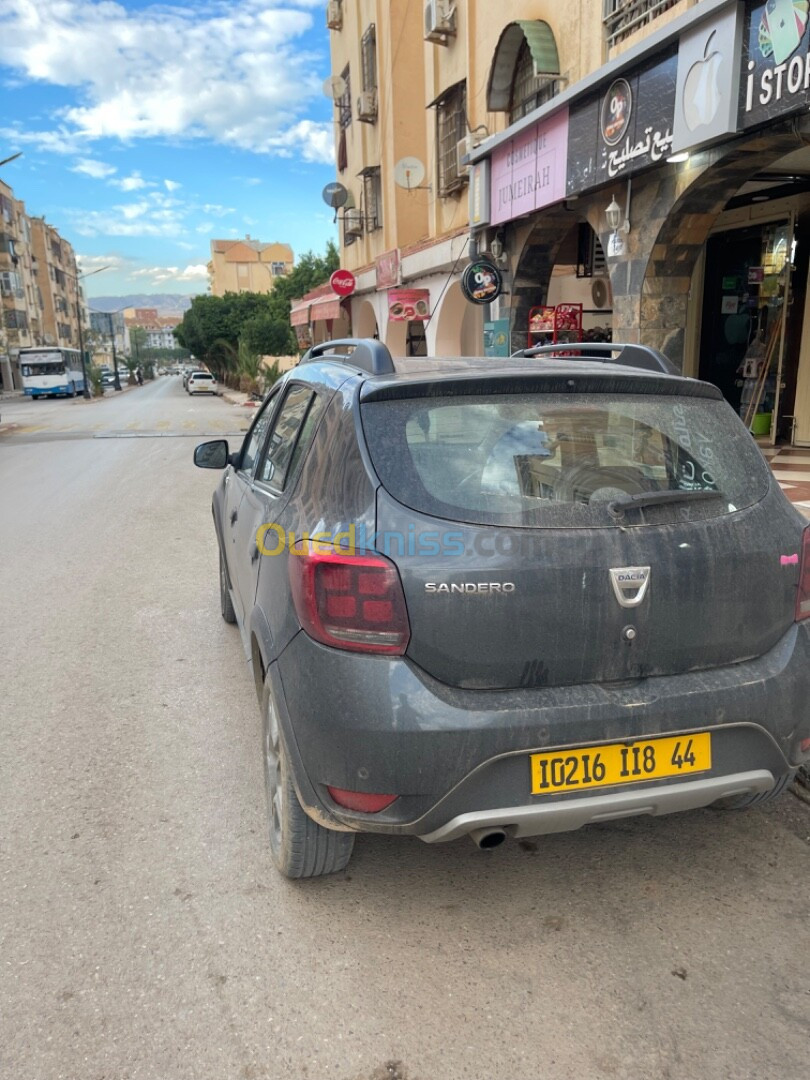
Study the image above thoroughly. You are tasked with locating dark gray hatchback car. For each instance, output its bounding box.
[194,338,810,878]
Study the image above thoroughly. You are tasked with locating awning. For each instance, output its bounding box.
[289,301,310,326]
[309,295,343,322]
[487,21,560,111]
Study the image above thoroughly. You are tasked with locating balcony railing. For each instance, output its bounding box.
[603,0,682,48]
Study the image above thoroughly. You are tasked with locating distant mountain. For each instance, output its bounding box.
[88,294,196,316]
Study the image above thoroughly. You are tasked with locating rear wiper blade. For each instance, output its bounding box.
[608,489,724,517]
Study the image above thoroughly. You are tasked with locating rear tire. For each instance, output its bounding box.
[262,676,354,879]
[712,770,796,810]
[219,550,237,624]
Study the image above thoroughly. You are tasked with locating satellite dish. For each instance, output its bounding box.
[394,157,426,191]
[322,75,347,102]
[322,182,349,210]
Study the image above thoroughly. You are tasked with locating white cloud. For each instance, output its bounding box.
[0,123,84,155]
[131,262,209,285]
[202,203,235,217]
[68,190,190,238]
[71,157,116,179]
[110,173,152,192]
[76,252,132,273]
[164,179,181,192]
[0,1,333,161]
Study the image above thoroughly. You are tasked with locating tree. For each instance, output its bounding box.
[173,240,338,374]
[240,313,295,357]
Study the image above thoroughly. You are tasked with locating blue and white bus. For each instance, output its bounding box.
[19,346,85,398]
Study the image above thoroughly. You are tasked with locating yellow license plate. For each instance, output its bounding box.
[530,733,712,796]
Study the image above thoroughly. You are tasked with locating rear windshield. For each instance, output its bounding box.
[362,393,771,527]
[193,373,213,380]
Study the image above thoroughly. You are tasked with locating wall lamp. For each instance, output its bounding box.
[606,195,629,236]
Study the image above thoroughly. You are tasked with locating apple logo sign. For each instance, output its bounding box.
[682,30,723,131]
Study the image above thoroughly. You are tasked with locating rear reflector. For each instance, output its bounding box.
[797,527,810,622]
[327,787,398,813]
[289,542,410,654]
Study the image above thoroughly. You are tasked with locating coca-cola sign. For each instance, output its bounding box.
[330,269,356,297]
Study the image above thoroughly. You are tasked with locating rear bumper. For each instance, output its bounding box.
[420,771,775,843]
[272,622,810,838]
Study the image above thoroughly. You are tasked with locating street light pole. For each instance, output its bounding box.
[70,264,110,399]
[109,312,122,391]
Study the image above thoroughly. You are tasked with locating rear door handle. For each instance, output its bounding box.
[230,509,238,526]
[251,543,260,564]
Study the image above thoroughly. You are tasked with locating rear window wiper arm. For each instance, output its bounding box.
[608,489,724,517]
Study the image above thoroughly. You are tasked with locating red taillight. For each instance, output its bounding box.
[289,542,410,654]
[326,787,398,813]
[797,527,810,622]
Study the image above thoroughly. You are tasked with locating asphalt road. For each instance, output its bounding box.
[1,378,809,1080]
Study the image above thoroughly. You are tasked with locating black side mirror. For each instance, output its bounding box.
[194,439,229,469]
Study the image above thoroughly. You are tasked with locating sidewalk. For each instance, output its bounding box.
[221,388,260,408]
[761,445,810,518]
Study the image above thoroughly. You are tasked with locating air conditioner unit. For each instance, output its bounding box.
[326,0,342,31]
[456,135,477,177]
[424,0,456,44]
[591,277,612,310]
[343,208,364,238]
[357,89,378,123]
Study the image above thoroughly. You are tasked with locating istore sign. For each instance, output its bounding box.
[741,0,810,128]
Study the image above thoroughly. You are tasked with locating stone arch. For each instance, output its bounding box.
[609,125,806,367]
[511,205,594,351]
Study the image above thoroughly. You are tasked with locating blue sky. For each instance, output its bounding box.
[0,0,339,297]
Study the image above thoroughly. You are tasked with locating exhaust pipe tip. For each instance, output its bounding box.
[469,827,507,850]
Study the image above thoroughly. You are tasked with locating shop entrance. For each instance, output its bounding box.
[699,220,792,440]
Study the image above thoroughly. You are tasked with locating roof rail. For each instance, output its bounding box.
[510,342,678,375]
[300,338,395,376]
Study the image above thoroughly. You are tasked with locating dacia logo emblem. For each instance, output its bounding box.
[609,566,651,608]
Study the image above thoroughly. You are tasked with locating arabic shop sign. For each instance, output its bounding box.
[567,51,677,195]
[490,108,568,226]
[740,0,810,129]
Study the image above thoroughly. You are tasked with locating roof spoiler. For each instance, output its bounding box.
[510,342,678,375]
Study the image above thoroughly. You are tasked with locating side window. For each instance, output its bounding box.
[286,393,327,482]
[239,393,279,476]
[256,385,314,491]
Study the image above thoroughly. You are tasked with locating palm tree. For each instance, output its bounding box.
[123,356,139,385]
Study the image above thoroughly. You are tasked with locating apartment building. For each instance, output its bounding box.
[30,217,83,353]
[0,184,47,390]
[208,237,294,297]
[0,179,83,390]
[321,0,810,449]
[90,310,130,358]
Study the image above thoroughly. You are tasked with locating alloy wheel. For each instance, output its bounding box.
[263,693,283,853]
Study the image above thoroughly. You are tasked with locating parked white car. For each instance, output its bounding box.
[187,372,218,395]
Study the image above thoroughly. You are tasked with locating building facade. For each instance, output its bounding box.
[319,0,810,447]
[320,0,606,357]
[208,237,294,297]
[0,179,84,390]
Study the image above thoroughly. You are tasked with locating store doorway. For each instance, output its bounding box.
[699,221,792,439]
